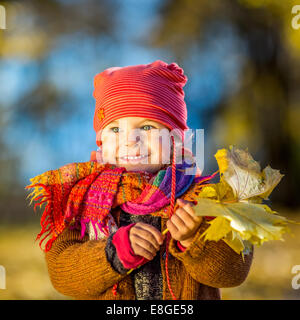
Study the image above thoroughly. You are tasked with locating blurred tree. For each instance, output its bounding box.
[0,0,119,125]
[145,0,300,207]
[0,0,119,221]
[0,0,119,59]
[0,106,20,196]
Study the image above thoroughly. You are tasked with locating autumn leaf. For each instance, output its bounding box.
[194,198,292,254]
[214,145,284,201]
[193,146,298,255]
[200,216,232,242]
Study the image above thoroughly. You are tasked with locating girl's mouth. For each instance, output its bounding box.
[119,154,149,163]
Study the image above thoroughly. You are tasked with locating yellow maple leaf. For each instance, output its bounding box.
[193,146,298,255]
[194,198,293,254]
[214,145,284,201]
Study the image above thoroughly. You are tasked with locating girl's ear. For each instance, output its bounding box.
[90,142,103,162]
[95,146,104,163]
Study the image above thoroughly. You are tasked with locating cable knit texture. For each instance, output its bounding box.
[45,208,253,300]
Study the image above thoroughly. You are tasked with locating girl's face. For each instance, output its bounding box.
[99,117,173,173]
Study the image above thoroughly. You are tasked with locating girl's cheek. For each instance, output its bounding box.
[102,134,118,155]
[101,144,117,163]
[101,148,109,162]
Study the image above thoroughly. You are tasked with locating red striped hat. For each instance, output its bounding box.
[93,60,189,146]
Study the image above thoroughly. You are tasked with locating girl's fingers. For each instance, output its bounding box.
[177,199,202,223]
[132,234,158,256]
[133,243,155,260]
[166,219,179,235]
[175,207,195,229]
[170,213,188,232]
[130,227,160,250]
[134,222,164,245]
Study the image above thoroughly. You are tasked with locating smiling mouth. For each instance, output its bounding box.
[118,154,150,162]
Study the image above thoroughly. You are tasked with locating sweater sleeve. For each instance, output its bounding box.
[105,231,129,274]
[177,241,187,252]
[44,225,128,298]
[168,220,254,288]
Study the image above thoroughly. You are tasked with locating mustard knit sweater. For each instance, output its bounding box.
[44,207,253,300]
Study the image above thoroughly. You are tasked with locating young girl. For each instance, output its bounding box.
[26,60,253,300]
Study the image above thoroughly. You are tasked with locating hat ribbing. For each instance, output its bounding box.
[93,60,189,145]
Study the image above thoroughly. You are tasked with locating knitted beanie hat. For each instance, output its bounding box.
[92,60,189,146]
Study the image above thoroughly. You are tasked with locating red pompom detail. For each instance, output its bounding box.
[167,62,184,76]
[166,63,187,85]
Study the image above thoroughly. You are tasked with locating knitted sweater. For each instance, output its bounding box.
[45,207,253,300]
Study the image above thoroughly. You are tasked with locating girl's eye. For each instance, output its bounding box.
[110,125,154,133]
[111,127,120,133]
[142,125,154,131]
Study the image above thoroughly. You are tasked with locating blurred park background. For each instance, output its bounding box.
[0,0,300,299]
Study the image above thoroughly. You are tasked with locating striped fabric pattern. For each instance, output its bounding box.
[92,60,189,142]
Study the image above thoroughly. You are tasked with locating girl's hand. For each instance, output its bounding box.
[129,222,165,260]
[167,198,203,248]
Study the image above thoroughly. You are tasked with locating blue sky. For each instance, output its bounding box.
[0,0,245,184]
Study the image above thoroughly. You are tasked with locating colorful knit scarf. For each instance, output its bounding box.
[25,160,217,252]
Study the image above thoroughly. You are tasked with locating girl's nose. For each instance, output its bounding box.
[125,139,139,147]
[124,133,142,147]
